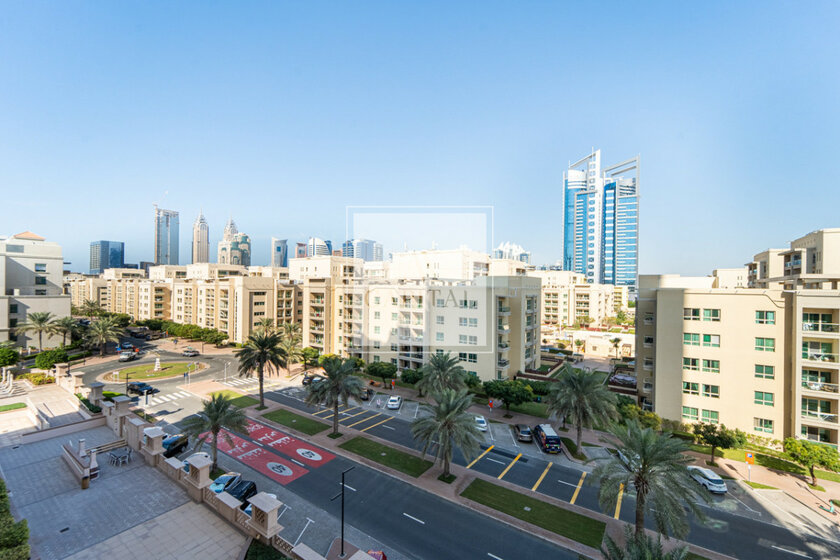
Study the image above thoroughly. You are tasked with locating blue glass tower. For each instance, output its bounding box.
[89,240,125,274]
[562,150,639,293]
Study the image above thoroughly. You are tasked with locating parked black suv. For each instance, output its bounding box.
[533,424,563,454]
[162,434,189,458]
[359,388,373,401]
[127,382,159,396]
[227,480,258,509]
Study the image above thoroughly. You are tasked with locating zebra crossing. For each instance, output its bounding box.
[146,391,193,406]
[220,377,285,391]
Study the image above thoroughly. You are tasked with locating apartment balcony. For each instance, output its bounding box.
[803,323,840,334]
[497,359,510,369]
[310,312,324,318]
[497,344,510,353]
[497,324,510,334]
[310,326,324,334]
[801,380,840,394]
[497,306,511,316]
[802,352,839,364]
[801,411,839,425]
[525,323,537,330]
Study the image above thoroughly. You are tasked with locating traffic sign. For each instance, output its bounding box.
[745,451,755,465]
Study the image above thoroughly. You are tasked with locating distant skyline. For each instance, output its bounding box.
[2,2,839,274]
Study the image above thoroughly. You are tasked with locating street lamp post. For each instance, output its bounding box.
[330,466,355,558]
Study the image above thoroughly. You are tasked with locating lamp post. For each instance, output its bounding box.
[330,466,354,558]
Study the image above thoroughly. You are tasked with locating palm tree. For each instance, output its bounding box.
[593,421,707,539]
[304,356,363,436]
[255,318,275,334]
[54,317,79,347]
[610,337,622,360]
[411,388,482,478]
[278,335,303,377]
[602,526,688,560]
[415,352,467,398]
[280,321,301,340]
[15,311,57,351]
[574,339,584,353]
[181,393,249,472]
[85,316,123,357]
[547,365,617,451]
[235,331,284,408]
[80,299,102,319]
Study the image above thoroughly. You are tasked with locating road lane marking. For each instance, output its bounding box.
[570,472,587,505]
[347,413,380,428]
[291,459,305,467]
[361,416,394,432]
[614,483,624,519]
[466,445,495,469]
[340,409,370,421]
[293,517,314,546]
[531,463,552,491]
[382,425,396,430]
[313,407,340,417]
[497,453,522,479]
[486,458,505,465]
[556,479,579,487]
[771,546,811,558]
[488,554,503,560]
[343,483,356,492]
[403,513,425,525]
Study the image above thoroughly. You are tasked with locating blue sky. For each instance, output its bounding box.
[2,2,839,273]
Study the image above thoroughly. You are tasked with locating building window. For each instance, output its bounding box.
[643,312,654,325]
[9,304,17,314]
[703,309,721,322]
[702,384,720,398]
[701,410,719,424]
[754,418,774,434]
[374,297,380,305]
[390,312,397,320]
[643,336,654,347]
[459,317,468,327]
[683,333,700,346]
[755,337,775,352]
[459,335,467,344]
[35,289,46,295]
[436,316,444,325]
[374,326,381,334]
[374,311,380,320]
[391,297,398,306]
[756,311,776,325]
[391,358,397,366]
[373,355,381,362]
[469,336,478,345]
[469,318,478,327]
[754,391,774,406]
[683,357,699,371]
[702,334,720,348]
[390,344,398,351]
[682,406,699,421]
[34,263,47,272]
[682,382,699,395]
[754,364,774,379]
[436,299,445,307]
[702,359,720,373]
[436,332,444,342]
[683,308,700,321]
[34,276,47,285]
[390,328,397,335]
[373,341,380,349]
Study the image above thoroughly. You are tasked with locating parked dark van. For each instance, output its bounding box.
[533,424,563,454]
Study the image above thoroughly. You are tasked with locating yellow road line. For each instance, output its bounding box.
[360,416,394,432]
[341,407,359,415]
[614,483,624,519]
[339,409,369,421]
[497,453,523,480]
[347,412,380,428]
[570,472,587,504]
[312,407,337,417]
[531,463,553,492]
[466,445,495,469]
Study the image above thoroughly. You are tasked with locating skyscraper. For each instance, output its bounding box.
[89,240,125,274]
[295,243,307,258]
[192,212,209,264]
[217,218,251,266]
[154,206,180,265]
[563,149,639,292]
[271,238,288,267]
[493,242,531,264]
[306,237,331,257]
[342,239,384,261]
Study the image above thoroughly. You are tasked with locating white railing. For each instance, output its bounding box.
[801,380,840,394]
[803,352,840,363]
[803,323,840,333]
[802,411,839,424]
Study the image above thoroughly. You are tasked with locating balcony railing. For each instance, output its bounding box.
[801,380,840,394]
[498,306,511,313]
[497,360,510,368]
[801,411,839,424]
[498,342,510,349]
[803,323,840,333]
[803,352,839,363]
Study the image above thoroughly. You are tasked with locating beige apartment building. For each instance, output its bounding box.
[528,270,628,327]
[638,229,840,448]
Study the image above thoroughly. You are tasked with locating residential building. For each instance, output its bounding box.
[0,232,71,347]
[389,248,491,281]
[637,228,840,448]
[89,240,125,274]
[493,242,531,264]
[192,212,209,264]
[153,206,179,265]
[528,270,627,327]
[342,239,384,262]
[563,149,639,292]
[271,238,289,268]
[217,218,251,266]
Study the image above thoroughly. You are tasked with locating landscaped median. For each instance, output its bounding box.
[210,390,259,408]
[262,408,330,436]
[460,478,606,549]
[113,362,204,381]
[339,436,433,477]
[0,402,26,413]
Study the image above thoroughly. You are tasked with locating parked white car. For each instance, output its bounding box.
[475,415,488,432]
[687,466,728,494]
[386,396,402,410]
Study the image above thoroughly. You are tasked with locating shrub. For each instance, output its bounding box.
[17,373,54,385]
[0,348,19,368]
[0,477,29,560]
[519,379,550,396]
[102,391,123,402]
[34,349,69,370]
[670,431,695,442]
[67,350,92,361]
[74,394,102,414]
[401,369,423,385]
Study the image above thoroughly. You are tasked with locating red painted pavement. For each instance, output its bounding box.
[243,418,336,468]
[215,429,308,485]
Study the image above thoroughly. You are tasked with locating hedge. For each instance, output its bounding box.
[0,477,29,559]
[34,349,68,370]
[75,394,102,414]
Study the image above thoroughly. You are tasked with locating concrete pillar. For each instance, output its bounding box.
[247,492,284,540]
[125,417,147,450]
[88,382,105,407]
[70,371,86,394]
[184,453,213,502]
[78,438,86,456]
[55,363,69,377]
[111,395,132,437]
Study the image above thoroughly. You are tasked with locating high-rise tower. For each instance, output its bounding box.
[154,206,179,265]
[271,238,288,267]
[217,217,251,266]
[192,211,209,264]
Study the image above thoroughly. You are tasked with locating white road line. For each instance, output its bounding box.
[488,554,504,560]
[557,479,580,488]
[175,391,191,398]
[149,398,162,405]
[278,504,291,519]
[382,425,396,430]
[402,513,425,525]
[291,459,305,467]
[729,493,760,514]
[157,395,172,402]
[485,458,505,465]
[771,546,811,558]
[293,517,314,546]
[343,483,357,492]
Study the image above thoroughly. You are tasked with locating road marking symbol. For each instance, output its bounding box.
[497,453,522,479]
[570,472,587,505]
[361,416,394,432]
[403,512,425,525]
[614,483,624,519]
[466,445,495,469]
[347,413,380,428]
[531,463,552,492]
[291,459,305,467]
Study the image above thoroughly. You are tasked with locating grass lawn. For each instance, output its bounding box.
[116,362,200,381]
[0,402,26,413]
[262,408,329,436]
[686,554,710,560]
[339,436,433,478]
[473,395,549,418]
[245,539,291,560]
[717,448,840,483]
[133,409,157,423]
[744,481,778,490]
[561,437,586,460]
[210,390,259,408]
[438,473,456,484]
[808,483,826,492]
[461,479,605,549]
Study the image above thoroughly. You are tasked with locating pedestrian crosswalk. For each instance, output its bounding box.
[221,378,258,387]
[220,377,284,391]
[146,391,193,406]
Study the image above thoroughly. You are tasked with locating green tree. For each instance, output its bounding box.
[616,310,627,323]
[594,421,706,538]
[304,357,364,436]
[482,379,533,416]
[280,322,301,340]
[181,393,249,472]
[255,318,275,333]
[574,339,584,353]
[235,331,284,409]
[547,365,617,451]
[784,437,840,486]
[301,347,320,374]
[415,352,467,398]
[14,311,57,351]
[80,299,102,319]
[693,423,739,466]
[0,347,20,368]
[401,368,423,385]
[34,349,69,371]
[610,337,622,359]
[84,317,123,357]
[53,316,79,347]
[602,526,688,560]
[278,335,303,377]
[411,388,482,478]
[367,361,398,388]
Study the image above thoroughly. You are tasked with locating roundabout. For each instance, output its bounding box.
[97,361,208,383]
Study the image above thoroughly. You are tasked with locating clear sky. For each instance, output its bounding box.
[2,2,839,273]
